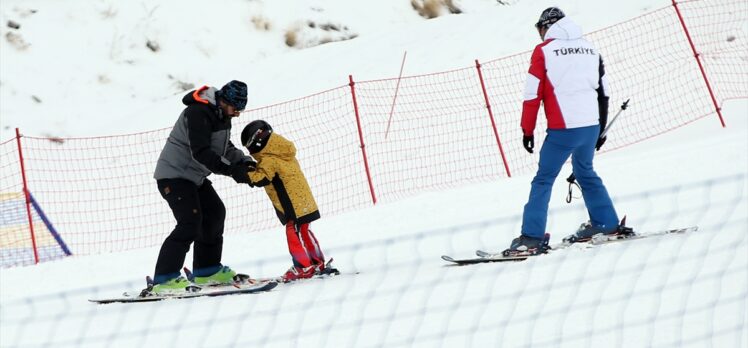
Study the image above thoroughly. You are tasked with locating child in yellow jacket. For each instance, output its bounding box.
[240,120,337,282]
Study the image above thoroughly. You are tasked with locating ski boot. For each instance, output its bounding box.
[502,233,550,257]
[563,216,634,244]
[280,265,316,283]
[313,258,340,277]
[141,276,200,297]
[186,265,251,286]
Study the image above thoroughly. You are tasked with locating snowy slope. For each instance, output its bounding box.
[1,0,664,140]
[0,100,745,347]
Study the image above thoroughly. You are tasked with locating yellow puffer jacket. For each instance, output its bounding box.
[248,133,320,225]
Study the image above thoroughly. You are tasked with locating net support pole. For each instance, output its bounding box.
[15,128,39,264]
[29,193,71,256]
[384,51,407,139]
[671,0,726,127]
[475,60,512,178]
[348,75,378,204]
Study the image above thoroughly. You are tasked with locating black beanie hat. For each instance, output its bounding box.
[217,80,248,110]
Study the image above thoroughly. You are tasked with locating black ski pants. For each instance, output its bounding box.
[154,178,226,279]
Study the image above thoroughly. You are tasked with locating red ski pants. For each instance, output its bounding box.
[285,221,324,268]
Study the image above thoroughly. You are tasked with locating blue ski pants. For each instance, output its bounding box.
[522,125,619,238]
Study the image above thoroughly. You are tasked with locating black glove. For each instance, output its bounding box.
[522,135,534,154]
[595,136,607,151]
[230,163,252,184]
[241,158,257,172]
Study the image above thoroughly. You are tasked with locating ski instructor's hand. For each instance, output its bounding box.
[230,163,252,184]
[241,157,257,172]
[522,135,534,154]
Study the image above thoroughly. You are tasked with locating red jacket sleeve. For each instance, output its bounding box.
[521,44,547,136]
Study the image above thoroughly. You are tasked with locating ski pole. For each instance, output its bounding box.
[566,99,630,203]
[599,98,629,139]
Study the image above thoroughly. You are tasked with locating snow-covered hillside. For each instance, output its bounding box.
[1,0,663,140]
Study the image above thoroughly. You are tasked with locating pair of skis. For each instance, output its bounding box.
[90,260,342,304]
[441,225,698,265]
[90,280,279,304]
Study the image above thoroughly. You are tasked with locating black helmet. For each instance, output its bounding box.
[241,120,273,154]
[535,7,565,29]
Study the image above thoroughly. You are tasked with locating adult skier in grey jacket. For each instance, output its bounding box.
[149,80,255,294]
